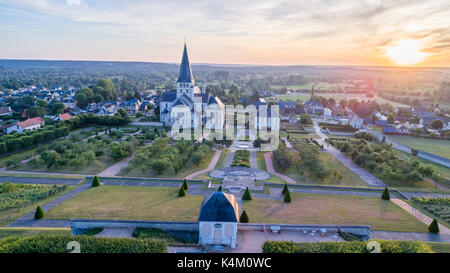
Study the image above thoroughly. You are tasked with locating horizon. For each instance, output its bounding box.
[1,1,449,67]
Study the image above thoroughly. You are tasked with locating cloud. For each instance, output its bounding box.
[66,0,81,6]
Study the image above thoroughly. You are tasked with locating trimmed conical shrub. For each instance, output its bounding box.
[282,183,288,195]
[218,185,222,191]
[381,188,390,200]
[240,210,249,223]
[183,179,189,191]
[242,187,252,200]
[284,189,291,203]
[178,186,186,197]
[92,176,101,187]
[428,219,440,233]
[35,206,44,219]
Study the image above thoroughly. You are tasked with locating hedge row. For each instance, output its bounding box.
[262,240,432,253]
[0,235,167,253]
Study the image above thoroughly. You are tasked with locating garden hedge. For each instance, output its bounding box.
[0,235,166,253]
[262,240,432,253]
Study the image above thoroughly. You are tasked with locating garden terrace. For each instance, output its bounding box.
[411,196,450,228]
[242,192,428,232]
[328,138,437,188]
[44,186,204,221]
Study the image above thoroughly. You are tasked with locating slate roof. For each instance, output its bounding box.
[198,191,239,222]
[161,92,177,102]
[177,43,195,83]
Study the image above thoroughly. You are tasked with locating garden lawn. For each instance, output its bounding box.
[45,186,204,221]
[242,192,428,232]
[274,152,367,186]
[389,136,450,159]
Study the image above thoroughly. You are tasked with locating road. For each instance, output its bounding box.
[314,122,386,187]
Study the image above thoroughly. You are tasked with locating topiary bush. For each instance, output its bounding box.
[428,219,440,233]
[178,186,186,197]
[282,183,288,195]
[284,189,291,203]
[91,176,101,187]
[381,188,390,200]
[217,185,222,191]
[34,206,44,219]
[242,187,252,200]
[182,179,189,191]
[240,210,249,223]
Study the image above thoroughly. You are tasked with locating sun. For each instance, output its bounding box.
[386,40,428,66]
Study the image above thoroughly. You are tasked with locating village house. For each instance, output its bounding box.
[0,107,13,116]
[6,117,45,134]
[120,98,141,115]
[348,114,364,129]
[52,113,73,122]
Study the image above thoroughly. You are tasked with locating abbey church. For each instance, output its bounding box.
[160,44,225,128]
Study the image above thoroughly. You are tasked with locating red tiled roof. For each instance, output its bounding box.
[60,113,72,120]
[18,117,44,129]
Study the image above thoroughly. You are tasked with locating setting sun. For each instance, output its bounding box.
[386,40,429,66]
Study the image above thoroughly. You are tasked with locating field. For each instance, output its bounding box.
[45,186,204,221]
[389,136,450,159]
[242,192,428,232]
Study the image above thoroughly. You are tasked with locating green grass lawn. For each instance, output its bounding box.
[45,186,204,221]
[242,192,428,232]
[256,152,267,171]
[273,152,367,186]
[426,242,450,253]
[0,227,70,239]
[280,132,320,140]
[389,136,450,159]
[215,149,230,169]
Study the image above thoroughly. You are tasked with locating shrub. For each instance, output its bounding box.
[428,219,440,233]
[182,179,189,190]
[91,176,101,187]
[217,185,222,191]
[0,235,166,253]
[240,210,249,223]
[282,183,288,195]
[242,187,252,200]
[284,189,291,203]
[262,240,432,253]
[34,206,44,219]
[381,188,390,200]
[178,186,186,197]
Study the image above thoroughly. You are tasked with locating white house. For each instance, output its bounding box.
[198,191,239,248]
[348,114,363,129]
[323,107,332,117]
[6,117,45,134]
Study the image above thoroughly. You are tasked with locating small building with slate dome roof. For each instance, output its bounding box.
[198,191,239,248]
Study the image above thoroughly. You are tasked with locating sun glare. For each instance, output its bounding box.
[386,40,428,66]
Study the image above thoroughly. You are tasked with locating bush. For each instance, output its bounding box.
[182,179,189,191]
[284,189,291,203]
[0,235,166,253]
[262,240,433,253]
[91,176,101,187]
[178,186,186,197]
[217,185,222,191]
[34,206,44,219]
[240,210,249,223]
[381,188,390,200]
[242,187,252,200]
[428,219,440,233]
[282,183,288,195]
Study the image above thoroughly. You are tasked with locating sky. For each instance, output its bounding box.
[0,0,449,67]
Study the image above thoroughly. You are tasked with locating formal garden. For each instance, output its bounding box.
[272,141,367,186]
[327,138,437,188]
[231,150,250,168]
[120,137,214,178]
[411,196,450,227]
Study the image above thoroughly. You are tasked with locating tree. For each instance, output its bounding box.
[428,219,440,233]
[92,176,101,187]
[242,187,252,200]
[381,188,390,200]
[183,179,189,191]
[217,185,222,191]
[239,210,249,223]
[299,114,312,125]
[75,92,88,108]
[283,188,291,203]
[49,102,65,115]
[431,119,444,129]
[387,114,395,124]
[282,183,288,195]
[35,206,45,219]
[178,186,186,197]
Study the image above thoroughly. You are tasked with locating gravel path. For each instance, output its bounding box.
[96,153,136,177]
[185,148,222,179]
[263,152,296,184]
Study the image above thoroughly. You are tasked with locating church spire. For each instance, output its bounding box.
[177,43,195,83]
